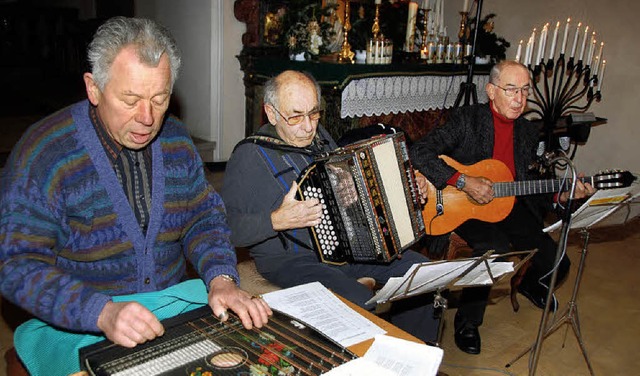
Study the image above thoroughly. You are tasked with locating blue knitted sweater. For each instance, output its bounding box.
[0,100,238,333]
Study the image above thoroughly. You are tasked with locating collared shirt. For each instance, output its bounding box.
[89,105,152,234]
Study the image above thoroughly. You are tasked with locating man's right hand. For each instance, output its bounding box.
[97,301,164,348]
[463,175,494,204]
[271,181,323,231]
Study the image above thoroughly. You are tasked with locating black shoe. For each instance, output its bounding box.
[518,284,557,312]
[454,325,481,354]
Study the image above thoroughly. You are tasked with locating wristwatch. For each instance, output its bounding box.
[455,174,466,190]
[217,274,238,285]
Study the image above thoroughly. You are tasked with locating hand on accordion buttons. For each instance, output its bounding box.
[272,181,323,231]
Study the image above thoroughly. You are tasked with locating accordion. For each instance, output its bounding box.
[296,132,425,265]
[79,306,356,376]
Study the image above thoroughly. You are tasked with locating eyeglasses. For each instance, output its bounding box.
[491,83,531,97]
[271,106,323,126]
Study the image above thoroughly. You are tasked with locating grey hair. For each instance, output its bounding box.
[489,60,529,84]
[263,70,322,110]
[87,17,181,91]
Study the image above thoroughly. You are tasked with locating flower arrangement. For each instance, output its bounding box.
[284,2,336,60]
[468,13,510,62]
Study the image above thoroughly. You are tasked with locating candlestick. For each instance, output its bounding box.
[372,2,381,39]
[560,18,570,54]
[597,60,606,91]
[579,25,589,61]
[548,21,560,60]
[594,41,603,71]
[458,11,469,41]
[536,24,547,64]
[515,40,522,62]
[592,55,600,76]
[587,34,596,66]
[422,8,431,53]
[570,22,580,58]
[337,0,354,63]
[438,0,444,34]
[405,1,419,52]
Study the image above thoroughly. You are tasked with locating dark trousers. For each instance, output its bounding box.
[263,250,439,344]
[454,201,571,328]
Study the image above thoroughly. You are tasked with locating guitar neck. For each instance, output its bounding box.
[494,177,591,198]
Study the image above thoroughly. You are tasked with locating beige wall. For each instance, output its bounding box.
[483,0,639,174]
[223,1,638,173]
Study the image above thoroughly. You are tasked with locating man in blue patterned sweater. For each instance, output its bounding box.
[0,16,270,371]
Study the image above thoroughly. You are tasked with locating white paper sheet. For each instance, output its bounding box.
[544,179,640,233]
[366,259,514,305]
[262,282,386,347]
[324,334,443,376]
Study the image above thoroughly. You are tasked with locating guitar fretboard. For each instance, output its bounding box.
[493,177,592,198]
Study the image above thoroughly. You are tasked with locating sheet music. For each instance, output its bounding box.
[262,282,386,347]
[324,334,443,376]
[544,179,640,232]
[366,259,514,305]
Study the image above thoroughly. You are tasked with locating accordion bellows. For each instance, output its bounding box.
[297,133,425,265]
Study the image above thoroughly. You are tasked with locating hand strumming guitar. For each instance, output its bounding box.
[462,175,495,204]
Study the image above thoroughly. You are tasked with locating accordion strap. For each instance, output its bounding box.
[233,135,319,157]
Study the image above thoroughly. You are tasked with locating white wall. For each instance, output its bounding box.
[135,1,638,171]
[450,0,638,174]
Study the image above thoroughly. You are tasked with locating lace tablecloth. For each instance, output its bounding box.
[341,74,490,118]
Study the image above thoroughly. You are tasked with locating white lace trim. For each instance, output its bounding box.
[341,74,490,118]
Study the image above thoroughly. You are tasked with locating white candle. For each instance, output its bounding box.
[579,25,589,61]
[375,0,382,4]
[515,40,522,62]
[405,1,419,52]
[549,21,560,60]
[597,60,606,91]
[592,55,600,76]
[422,0,430,9]
[463,0,469,12]
[439,0,445,34]
[587,34,596,66]
[595,41,604,71]
[560,18,570,55]
[536,24,547,64]
[570,22,581,58]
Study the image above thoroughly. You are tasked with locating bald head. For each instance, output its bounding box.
[263,70,323,147]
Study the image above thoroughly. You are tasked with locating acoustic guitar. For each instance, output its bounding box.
[422,156,636,235]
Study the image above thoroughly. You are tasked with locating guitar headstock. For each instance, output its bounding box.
[592,170,637,189]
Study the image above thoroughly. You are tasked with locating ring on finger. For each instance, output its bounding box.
[217,310,229,321]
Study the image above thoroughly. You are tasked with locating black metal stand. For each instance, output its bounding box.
[506,228,595,375]
[453,0,483,107]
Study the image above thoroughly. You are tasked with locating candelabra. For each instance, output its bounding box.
[458,11,470,43]
[372,2,380,39]
[421,7,431,54]
[526,54,603,157]
[338,0,354,63]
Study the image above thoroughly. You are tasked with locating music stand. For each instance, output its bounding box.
[366,250,535,347]
[506,181,640,375]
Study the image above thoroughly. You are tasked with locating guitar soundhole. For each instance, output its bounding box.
[207,347,248,369]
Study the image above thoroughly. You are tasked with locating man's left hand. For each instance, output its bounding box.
[558,173,597,203]
[208,275,272,330]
